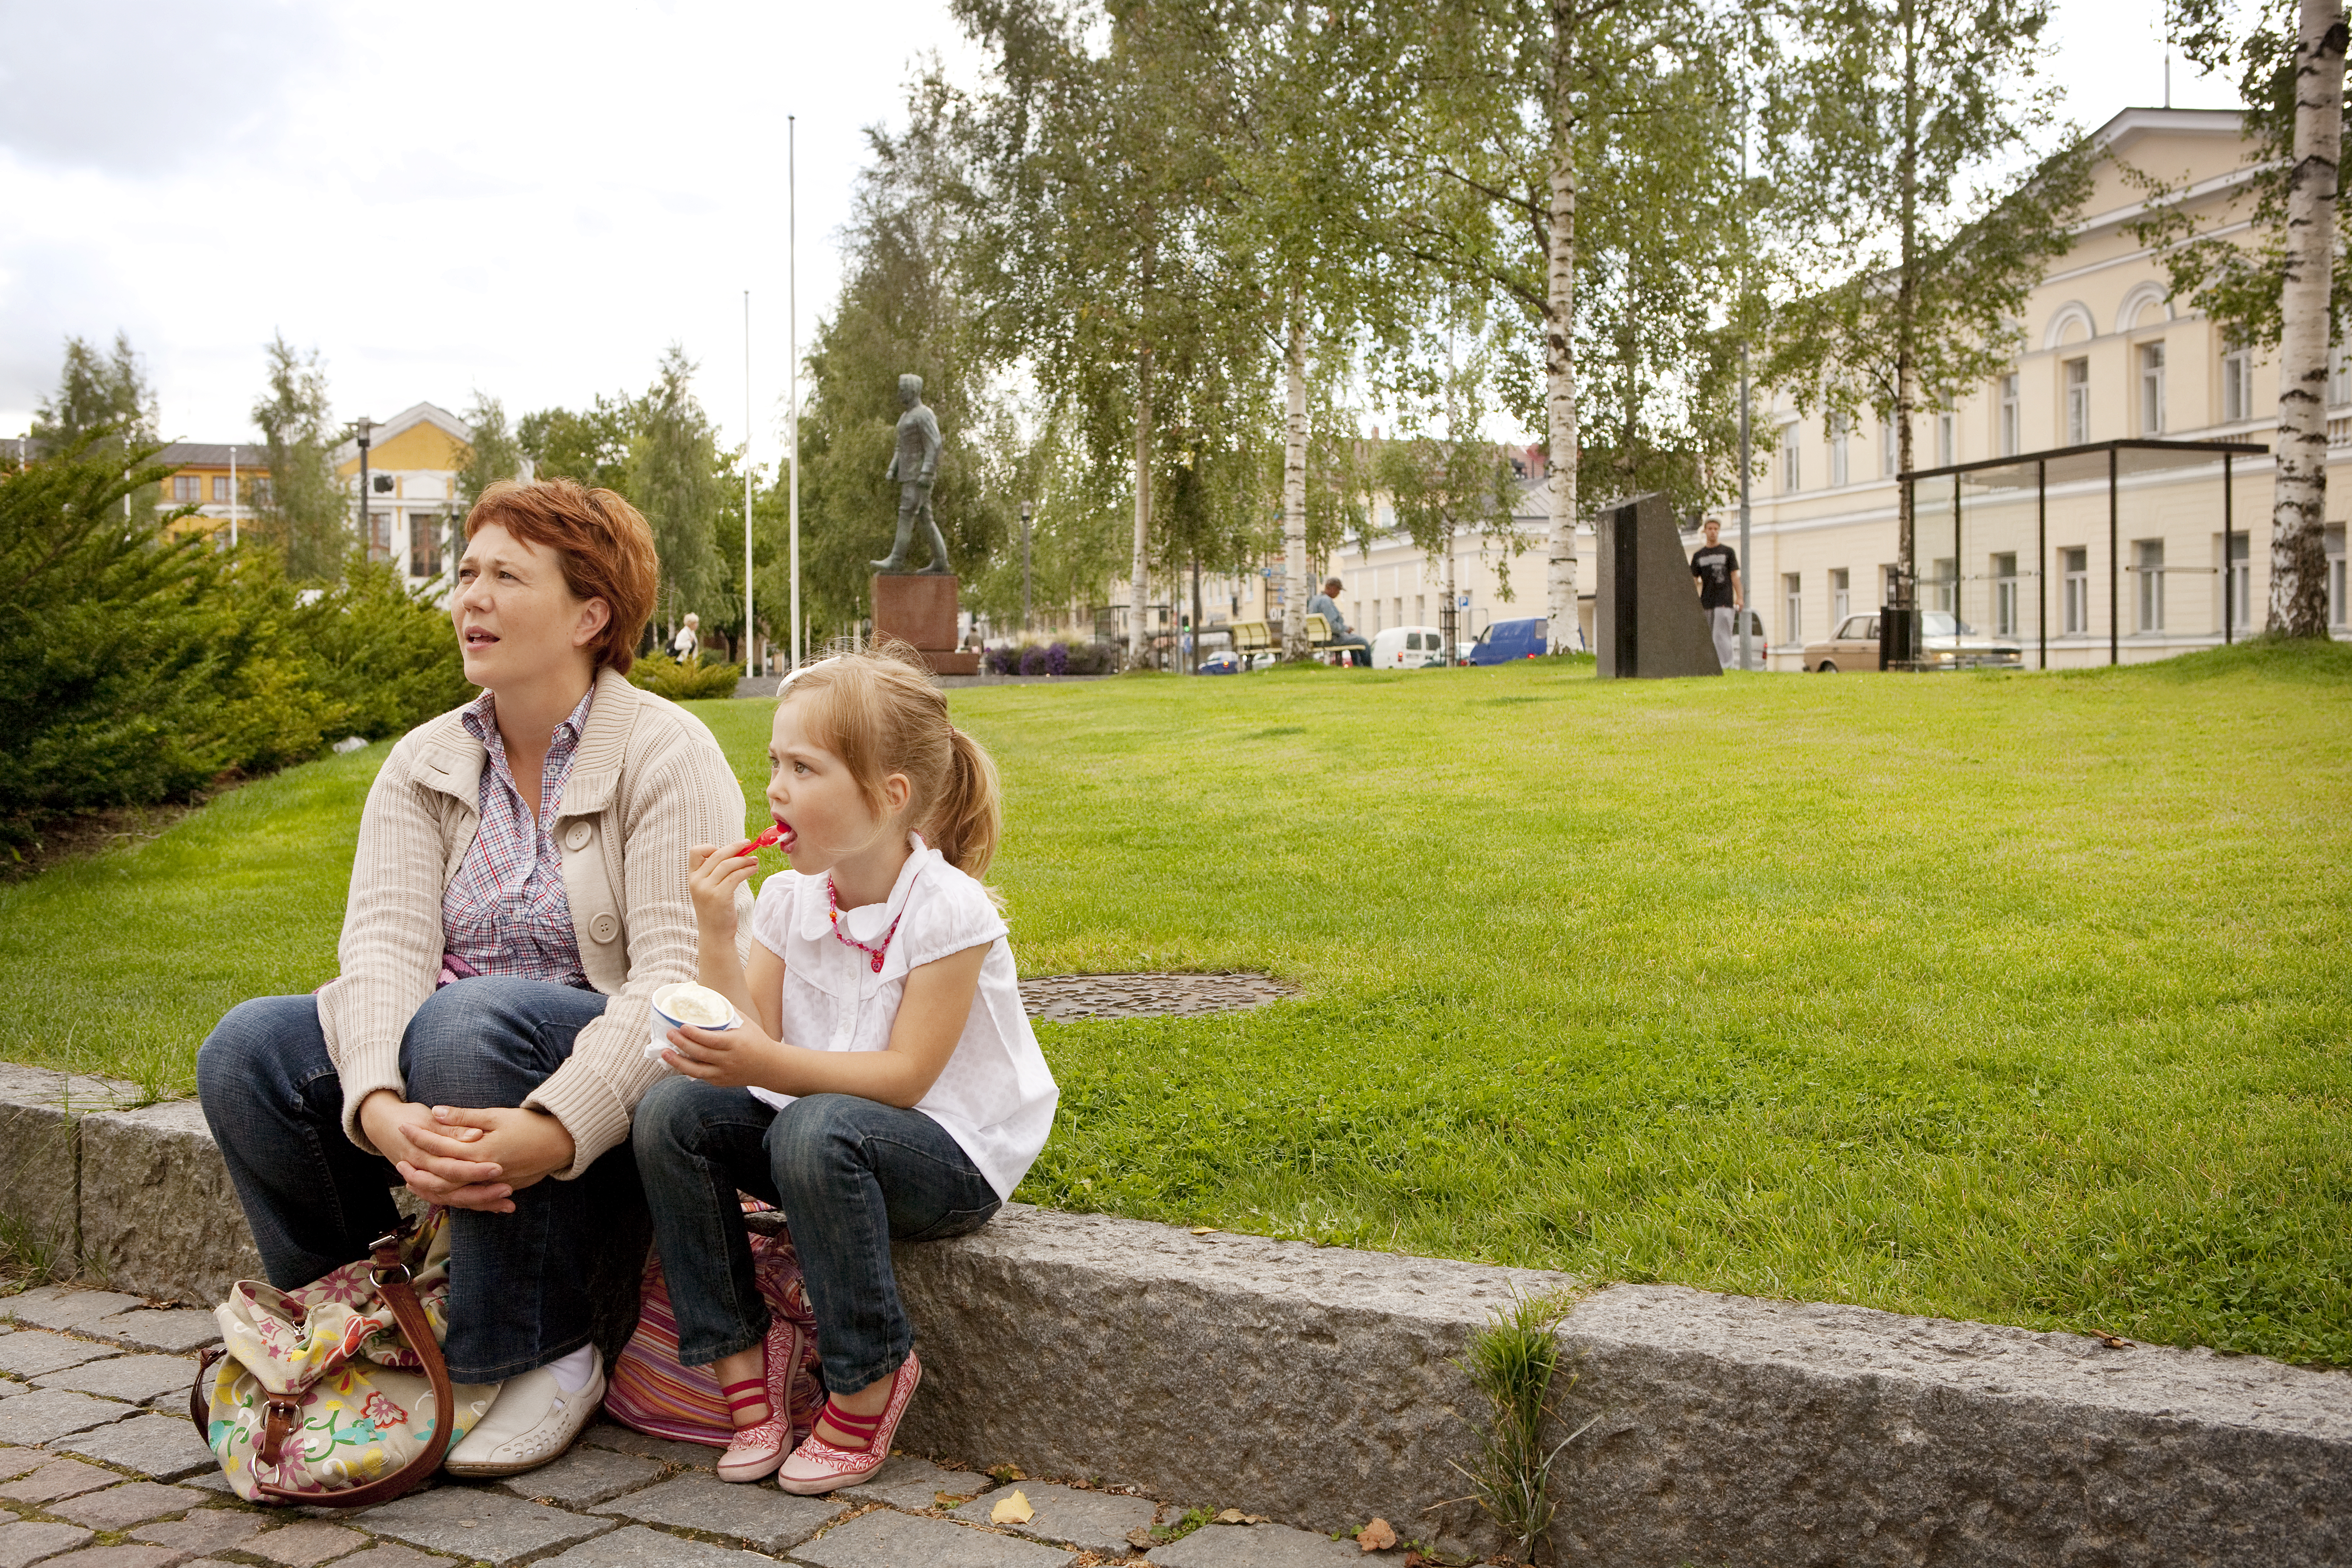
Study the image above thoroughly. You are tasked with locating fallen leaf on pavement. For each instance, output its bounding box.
[990,1464,1028,1484]
[1127,1527,1159,1549]
[1191,1227,1217,1235]
[1214,1509,1270,1525]
[1358,1518,1398,1552]
[992,1490,1036,1525]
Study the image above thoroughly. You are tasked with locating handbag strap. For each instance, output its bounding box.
[252,1223,460,1509]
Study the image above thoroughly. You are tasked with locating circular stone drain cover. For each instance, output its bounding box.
[1018,972,1297,1022]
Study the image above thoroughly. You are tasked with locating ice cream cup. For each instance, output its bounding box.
[646,981,743,1062]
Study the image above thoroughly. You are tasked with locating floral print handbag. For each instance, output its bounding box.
[185,1210,498,1506]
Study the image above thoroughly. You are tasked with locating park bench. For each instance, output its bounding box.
[1226,615,1361,667]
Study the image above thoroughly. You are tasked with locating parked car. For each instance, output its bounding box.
[1466,617,1547,665]
[1369,625,1449,669]
[1200,650,1241,674]
[1802,611,2021,671]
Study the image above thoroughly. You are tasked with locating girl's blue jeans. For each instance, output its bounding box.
[631,1077,1000,1396]
[195,978,641,1383]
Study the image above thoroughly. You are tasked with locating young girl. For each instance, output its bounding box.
[633,646,1058,1493]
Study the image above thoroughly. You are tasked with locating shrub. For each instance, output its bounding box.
[294,556,474,739]
[628,651,744,701]
[989,640,1117,676]
[0,436,343,846]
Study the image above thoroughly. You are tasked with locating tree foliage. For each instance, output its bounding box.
[1761,0,2093,583]
[2127,0,2352,347]
[30,331,158,452]
[248,332,349,582]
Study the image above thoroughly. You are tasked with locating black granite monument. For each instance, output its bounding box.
[1596,491,1723,679]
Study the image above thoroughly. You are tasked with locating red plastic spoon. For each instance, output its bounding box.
[744,823,787,853]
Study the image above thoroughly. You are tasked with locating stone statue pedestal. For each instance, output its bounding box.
[872,574,981,675]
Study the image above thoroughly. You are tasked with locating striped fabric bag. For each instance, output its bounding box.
[604,1214,825,1448]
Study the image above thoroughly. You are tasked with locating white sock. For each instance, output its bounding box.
[546,1345,597,1394]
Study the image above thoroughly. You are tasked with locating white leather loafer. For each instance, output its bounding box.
[444,1352,604,1478]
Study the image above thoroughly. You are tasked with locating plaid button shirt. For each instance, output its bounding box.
[441,685,596,988]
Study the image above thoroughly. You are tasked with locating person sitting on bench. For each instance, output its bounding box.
[1305,577,1370,666]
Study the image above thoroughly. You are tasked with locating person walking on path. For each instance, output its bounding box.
[1305,577,1370,665]
[196,478,748,1480]
[1691,518,1744,669]
[635,645,1057,1493]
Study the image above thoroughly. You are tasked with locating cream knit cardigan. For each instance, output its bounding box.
[317,665,749,1180]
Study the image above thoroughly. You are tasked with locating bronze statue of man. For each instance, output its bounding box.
[872,373,951,574]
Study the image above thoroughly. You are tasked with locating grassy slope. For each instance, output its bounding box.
[4,642,2345,1361]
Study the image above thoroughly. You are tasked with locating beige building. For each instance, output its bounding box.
[1714,106,2350,669]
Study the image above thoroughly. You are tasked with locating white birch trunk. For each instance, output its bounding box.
[1283,294,1309,660]
[1132,343,1154,668]
[2271,0,2345,637]
[1544,22,1581,651]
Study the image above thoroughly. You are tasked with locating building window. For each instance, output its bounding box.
[172,474,200,502]
[1781,431,1801,492]
[409,514,444,579]
[1831,568,1850,625]
[1999,375,2020,457]
[211,475,231,502]
[2328,525,2347,626]
[2228,531,2252,628]
[1415,594,1425,624]
[1830,412,1850,486]
[2139,343,2166,434]
[1782,574,1801,642]
[1937,411,1955,467]
[2063,547,2089,633]
[1930,557,1957,613]
[1883,564,1903,606]
[1881,420,1898,477]
[2065,358,2090,444]
[1993,553,2018,636]
[2135,538,2165,631]
[2222,347,2252,423]
[367,510,392,564]
[2330,343,2352,407]
[250,478,273,505]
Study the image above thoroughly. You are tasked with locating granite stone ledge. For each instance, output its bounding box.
[76,1103,260,1307]
[1547,1283,2352,1568]
[0,1068,138,1283]
[890,1203,1553,1560]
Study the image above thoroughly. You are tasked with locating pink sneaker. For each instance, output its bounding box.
[774,1350,922,1495]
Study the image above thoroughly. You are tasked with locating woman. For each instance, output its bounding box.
[197,478,747,1478]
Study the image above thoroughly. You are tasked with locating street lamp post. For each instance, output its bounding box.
[353,417,376,560]
[1020,500,1033,632]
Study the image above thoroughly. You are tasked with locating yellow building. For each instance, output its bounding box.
[1715,106,2351,669]
[153,444,269,541]
[334,402,474,585]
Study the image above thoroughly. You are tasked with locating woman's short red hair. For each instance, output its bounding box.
[465,478,659,675]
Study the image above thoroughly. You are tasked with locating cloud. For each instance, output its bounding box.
[0,0,341,176]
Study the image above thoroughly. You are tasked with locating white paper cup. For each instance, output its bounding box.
[646,982,743,1062]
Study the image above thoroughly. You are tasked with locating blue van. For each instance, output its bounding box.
[1466,616,1546,665]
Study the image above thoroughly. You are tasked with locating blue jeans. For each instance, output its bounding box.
[632,1080,999,1395]
[196,977,641,1383]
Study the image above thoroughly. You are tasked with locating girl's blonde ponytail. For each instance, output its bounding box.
[927,727,1002,878]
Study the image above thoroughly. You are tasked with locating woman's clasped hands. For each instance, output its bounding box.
[357,1089,578,1215]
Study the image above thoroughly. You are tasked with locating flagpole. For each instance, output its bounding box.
[744,289,757,676]
[789,113,802,667]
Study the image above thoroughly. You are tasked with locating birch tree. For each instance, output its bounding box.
[2132,0,2345,637]
[1762,0,2092,608]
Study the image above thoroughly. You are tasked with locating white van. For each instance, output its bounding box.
[1369,626,1450,669]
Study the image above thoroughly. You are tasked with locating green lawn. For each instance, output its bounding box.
[5,642,2348,1364]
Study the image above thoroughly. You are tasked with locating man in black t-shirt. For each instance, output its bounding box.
[1690,518,1743,669]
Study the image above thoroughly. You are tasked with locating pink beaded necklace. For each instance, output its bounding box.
[825,877,903,973]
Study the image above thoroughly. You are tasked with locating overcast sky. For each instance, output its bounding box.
[0,0,2241,464]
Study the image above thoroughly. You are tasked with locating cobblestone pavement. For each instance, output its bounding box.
[2,1289,1412,1568]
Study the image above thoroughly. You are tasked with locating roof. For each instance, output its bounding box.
[2088,106,2244,159]
[332,401,472,466]
[154,442,266,469]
